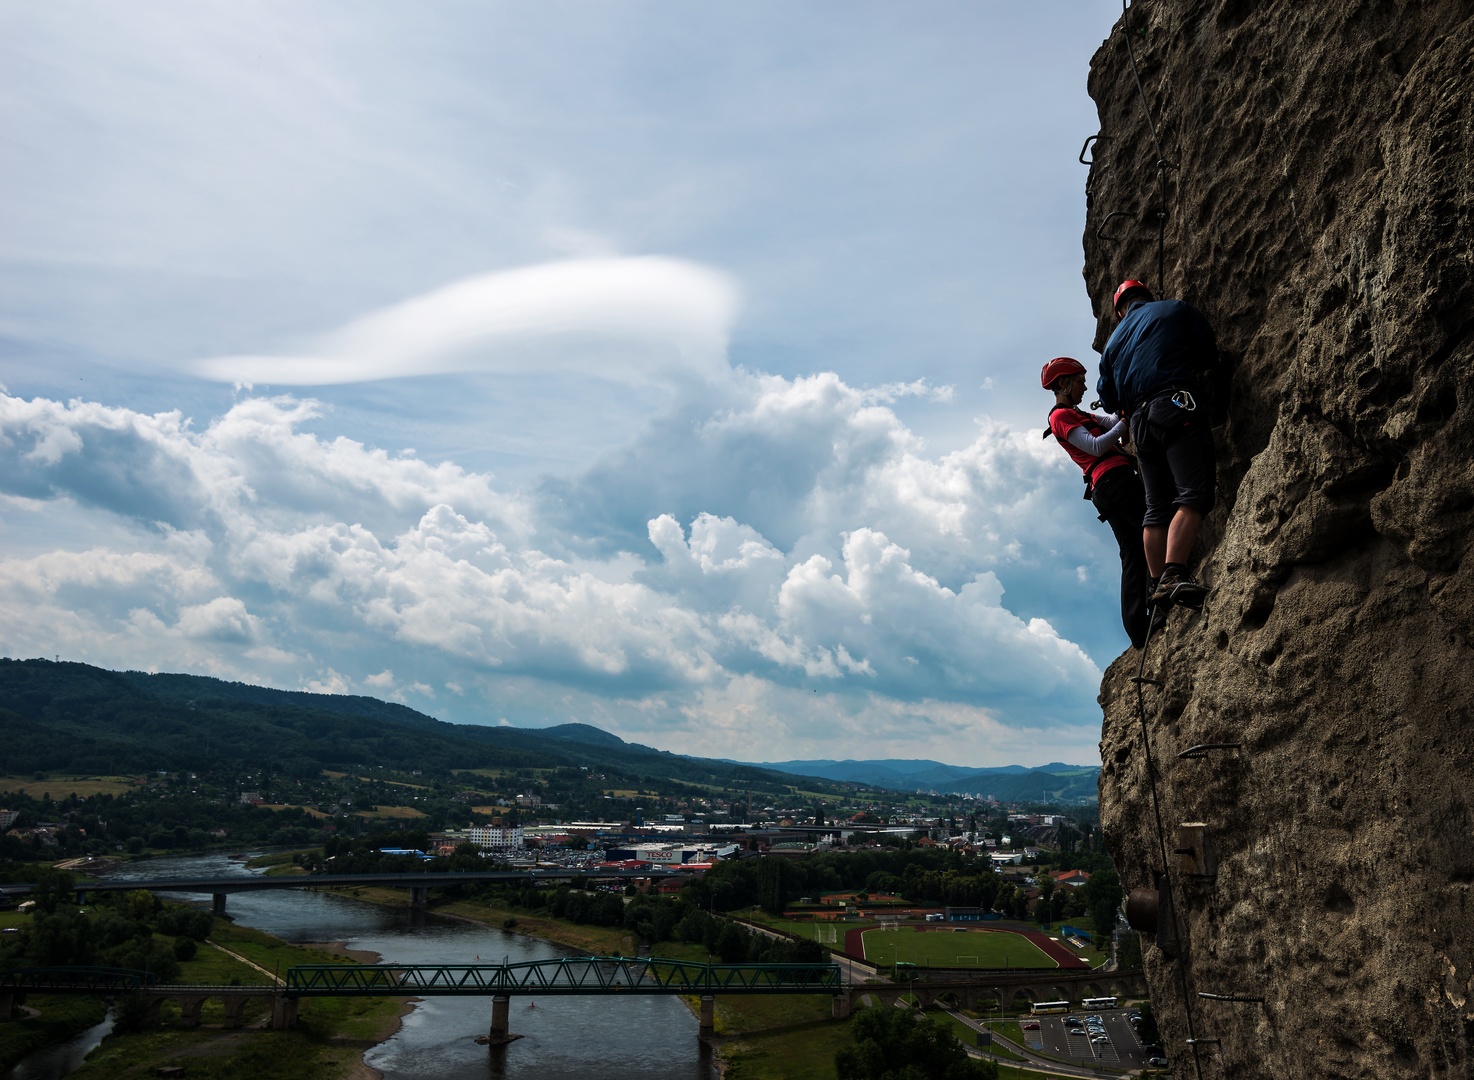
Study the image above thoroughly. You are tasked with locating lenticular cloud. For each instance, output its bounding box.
[191,257,740,386]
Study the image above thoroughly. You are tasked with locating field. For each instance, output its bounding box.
[260,805,330,818]
[0,775,138,799]
[354,805,427,819]
[860,926,1056,969]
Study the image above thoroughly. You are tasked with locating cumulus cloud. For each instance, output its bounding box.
[0,364,1116,761]
[0,392,530,541]
[175,597,263,644]
[190,257,740,387]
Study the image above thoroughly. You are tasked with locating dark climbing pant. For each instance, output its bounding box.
[1131,394,1217,527]
[1091,465,1152,649]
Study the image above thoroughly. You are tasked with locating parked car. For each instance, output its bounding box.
[1069,1028,1088,1036]
[1021,1021,1041,1030]
[1147,1057,1169,1067]
[1064,1018,1084,1028]
[1091,1035,1110,1045]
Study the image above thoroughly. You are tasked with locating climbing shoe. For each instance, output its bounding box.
[1152,570,1207,611]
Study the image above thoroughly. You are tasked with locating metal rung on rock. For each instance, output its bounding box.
[1185,1037,1221,1046]
[1177,743,1242,759]
[1198,992,1264,1003]
[1131,676,1163,687]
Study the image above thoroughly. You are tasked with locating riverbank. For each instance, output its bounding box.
[51,920,410,1080]
[0,995,109,1074]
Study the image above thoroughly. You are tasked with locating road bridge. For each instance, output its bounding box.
[2,869,684,915]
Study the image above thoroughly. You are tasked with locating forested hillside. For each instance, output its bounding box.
[0,659,814,793]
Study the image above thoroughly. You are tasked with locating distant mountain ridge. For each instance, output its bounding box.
[755,757,1100,802]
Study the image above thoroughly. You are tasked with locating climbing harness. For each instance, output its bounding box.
[1043,403,1139,520]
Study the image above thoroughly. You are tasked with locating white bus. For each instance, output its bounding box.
[1030,1000,1071,1015]
[1081,996,1118,1010]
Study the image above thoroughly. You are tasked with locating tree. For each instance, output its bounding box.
[716,922,749,963]
[27,867,75,916]
[758,857,791,916]
[1035,878,1055,927]
[835,1006,996,1080]
[1136,1002,1161,1045]
[1082,868,1122,947]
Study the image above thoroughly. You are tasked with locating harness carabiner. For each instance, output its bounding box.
[1171,389,1197,412]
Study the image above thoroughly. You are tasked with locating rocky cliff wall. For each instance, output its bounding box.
[1082,2,1474,1078]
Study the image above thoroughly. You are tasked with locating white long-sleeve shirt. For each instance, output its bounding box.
[1066,415,1127,457]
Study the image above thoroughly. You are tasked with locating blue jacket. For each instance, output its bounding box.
[1097,299,1217,415]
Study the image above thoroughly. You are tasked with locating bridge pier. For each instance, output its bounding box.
[143,997,164,1029]
[698,995,715,1035]
[487,995,511,1044]
[0,990,13,1021]
[410,886,429,908]
[212,893,227,917]
[223,996,248,1029]
[271,995,299,1030]
[831,995,850,1020]
[177,995,207,1029]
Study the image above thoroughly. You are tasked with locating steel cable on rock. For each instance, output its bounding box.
[1115,5,1208,1072]
[1133,614,1205,1080]
[1121,0,1176,296]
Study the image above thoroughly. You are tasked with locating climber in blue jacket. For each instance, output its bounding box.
[1096,281,1218,611]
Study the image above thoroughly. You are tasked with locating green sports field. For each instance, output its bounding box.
[861,927,1057,969]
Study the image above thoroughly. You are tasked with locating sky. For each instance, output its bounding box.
[0,0,1131,767]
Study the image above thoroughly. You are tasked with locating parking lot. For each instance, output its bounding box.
[1020,1007,1160,1070]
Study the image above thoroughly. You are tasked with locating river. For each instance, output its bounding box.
[7,852,710,1080]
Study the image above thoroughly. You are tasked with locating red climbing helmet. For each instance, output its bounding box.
[1040,356,1087,390]
[1113,280,1154,313]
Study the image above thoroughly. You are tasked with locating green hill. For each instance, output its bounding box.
[0,659,820,799]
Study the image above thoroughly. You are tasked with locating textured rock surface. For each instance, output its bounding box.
[1082,2,1474,1077]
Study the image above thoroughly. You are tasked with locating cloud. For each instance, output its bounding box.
[0,392,531,542]
[190,257,740,387]
[175,597,263,644]
[0,368,1116,761]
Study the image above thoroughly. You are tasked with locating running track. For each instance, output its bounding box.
[843,925,1089,969]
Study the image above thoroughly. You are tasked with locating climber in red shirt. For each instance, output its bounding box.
[1042,356,1152,648]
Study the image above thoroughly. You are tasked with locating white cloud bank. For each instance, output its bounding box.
[190,258,740,387]
[0,363,1110,763]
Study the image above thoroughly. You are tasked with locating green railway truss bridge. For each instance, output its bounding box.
[1,958,845,1040]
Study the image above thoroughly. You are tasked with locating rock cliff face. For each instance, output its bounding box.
[1082,2,1474,1078]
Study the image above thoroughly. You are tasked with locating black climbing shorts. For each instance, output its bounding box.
[1131,395,1216,527]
